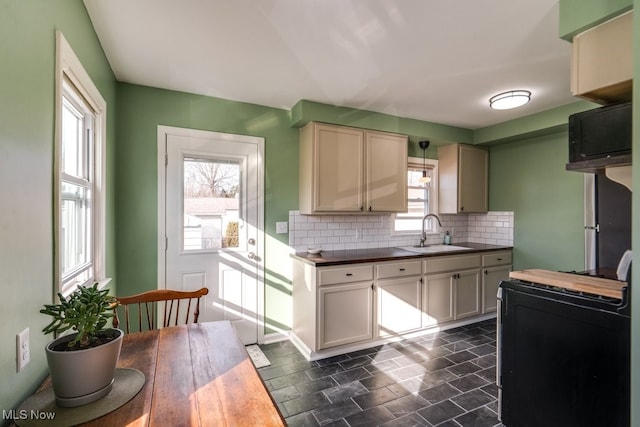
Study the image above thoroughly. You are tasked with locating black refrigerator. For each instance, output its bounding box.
[593,173,631,269]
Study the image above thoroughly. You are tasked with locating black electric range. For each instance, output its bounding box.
[497,271,630,427]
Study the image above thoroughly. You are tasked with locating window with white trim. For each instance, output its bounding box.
[393,157,438,234]
[55,32,107,296]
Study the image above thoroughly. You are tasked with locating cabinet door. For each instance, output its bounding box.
[438,143,488,214]
[571,11,632,103]
[458,145,488,213]
[365,131,408,212]
[483,265,510,313]
[314,124,364,212]
[377,277,422,337]
[423,273,454,326]
[318,282,373,349]
[455,269,481,320]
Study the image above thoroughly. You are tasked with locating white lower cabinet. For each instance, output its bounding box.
[377,276,422,336]
[291,250,511,358]
[481,251,512,313]
[423,272,454,325]
[423,268,481,323]
[482,266,509,312]
[376,260,423,337]
[454,269,482,319]
[319,281,374,349]
[424,254,482,323]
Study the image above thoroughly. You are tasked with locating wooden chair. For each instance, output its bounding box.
[113,288,209,333]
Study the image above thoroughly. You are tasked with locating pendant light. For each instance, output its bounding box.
[419,140,431,183]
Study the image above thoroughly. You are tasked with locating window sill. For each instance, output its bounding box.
[95,277,113,292]
[60,277,112,299]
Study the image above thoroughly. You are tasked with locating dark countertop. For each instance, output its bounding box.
[291,242,513,266]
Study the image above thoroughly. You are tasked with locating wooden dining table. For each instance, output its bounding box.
[80,321,285,426]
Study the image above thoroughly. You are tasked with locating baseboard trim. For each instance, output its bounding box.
[262,330,290,345]
[291,313,496,361]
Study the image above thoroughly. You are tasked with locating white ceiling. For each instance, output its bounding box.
[83,0,574,129]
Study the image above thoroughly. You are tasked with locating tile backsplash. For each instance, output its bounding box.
[288,211,514,252]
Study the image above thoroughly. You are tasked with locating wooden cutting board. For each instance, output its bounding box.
[509,269,627,299]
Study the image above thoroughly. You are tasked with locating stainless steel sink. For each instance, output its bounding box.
[397,245,474,254]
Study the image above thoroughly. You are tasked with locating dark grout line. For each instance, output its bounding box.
[261,320,499,426]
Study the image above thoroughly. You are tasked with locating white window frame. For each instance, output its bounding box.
[54,32,108,297]
[392,157,439,235]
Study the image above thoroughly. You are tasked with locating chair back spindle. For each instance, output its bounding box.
[113,288,209,333]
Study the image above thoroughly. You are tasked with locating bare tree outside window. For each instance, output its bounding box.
[183,158,240,250]
[184,158,239,198]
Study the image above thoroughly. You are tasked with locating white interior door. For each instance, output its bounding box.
[158,126,264,344]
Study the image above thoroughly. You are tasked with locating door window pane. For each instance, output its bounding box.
[183,157,240,250]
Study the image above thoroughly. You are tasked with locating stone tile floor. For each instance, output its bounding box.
[258,319,502,427]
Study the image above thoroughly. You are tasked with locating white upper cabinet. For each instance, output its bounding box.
[571,11,633,104]
[365,131,408,213]
[438,143,488,214]
[299,122,407,214]
[300,123,364,213]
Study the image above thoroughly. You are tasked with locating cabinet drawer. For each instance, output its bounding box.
[482,251,512,267]
[377,260,422,279]
[319,265,374,285]
[424,254,481,274]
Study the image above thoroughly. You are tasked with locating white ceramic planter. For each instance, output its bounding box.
[45,328,123,407]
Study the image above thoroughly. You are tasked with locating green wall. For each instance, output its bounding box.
[474,101,597,144]
[113,85,477,337]
[489,132,585,271]
[115,83,299,335]
[112,81,590,340]
[0,0,117,420]
[632,2,639,426]
[559,0,633,39]
[0,0,634,421]
[291,100,474,146]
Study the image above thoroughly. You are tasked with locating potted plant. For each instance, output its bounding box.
[40,283,123,407]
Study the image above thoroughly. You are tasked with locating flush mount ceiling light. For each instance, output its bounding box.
[489,90,531,110]
[418,140,431,183]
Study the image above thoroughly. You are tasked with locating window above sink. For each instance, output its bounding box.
[393,157,439,235]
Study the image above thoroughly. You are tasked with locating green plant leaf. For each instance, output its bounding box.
[40,283,119,350]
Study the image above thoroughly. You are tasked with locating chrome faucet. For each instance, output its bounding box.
[419,214,443,247]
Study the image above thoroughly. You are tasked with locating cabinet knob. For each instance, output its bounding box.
[399,268,406,272]
[360,206,364,211]
[346,273,353,276]
[368,206,372,212]
[497,258,503,261]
